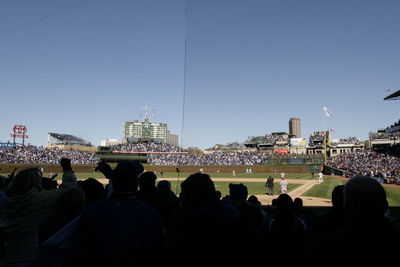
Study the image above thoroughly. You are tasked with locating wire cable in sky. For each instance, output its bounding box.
[176,0,189,194]
[0,0,90,38]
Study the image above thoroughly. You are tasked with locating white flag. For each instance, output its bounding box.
[323,106,330,117]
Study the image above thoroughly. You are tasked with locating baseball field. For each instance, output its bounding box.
[41,171,400,207]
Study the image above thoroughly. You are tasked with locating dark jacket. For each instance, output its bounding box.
[66,192,167,266]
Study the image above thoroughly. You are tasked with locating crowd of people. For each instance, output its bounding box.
[205,141,245,151]
[0,145,99,164]
[325,150,400,184]
[0,159,398,266]
[331,137,361,145]
[245,134,288,145]
[110,143,187,153]
[148,151,271,165]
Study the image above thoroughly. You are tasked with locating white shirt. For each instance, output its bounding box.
[319,172,323,178]
[280,179,288,189]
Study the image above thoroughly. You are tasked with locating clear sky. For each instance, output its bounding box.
[1,0,399,149]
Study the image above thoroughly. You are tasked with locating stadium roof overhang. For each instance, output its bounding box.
[384,89,400,100]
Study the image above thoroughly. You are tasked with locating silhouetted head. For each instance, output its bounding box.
[276,194,294,213]
[248,195,261,205]
[157,180,171,190]
[79,177,106,206]
[331,185,344,210]
[229,183,248,200]
[180,172,216,206]
[293,197,303,209]
[111,161,144,192]
[344,176,388,221]
[6,168,43,197]
[138,171,157,192]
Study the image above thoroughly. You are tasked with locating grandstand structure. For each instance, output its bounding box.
[47,133,97,152]
[368,127,400,151]
[307,131,364,158]
[329,137,364,157]
[204,142,245,153]
[365,91,400,152]
[307,131,329,158]
[244,132,291,153]
[384,89,400,100]
[243,130,364,159]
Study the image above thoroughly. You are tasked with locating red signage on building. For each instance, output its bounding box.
[11,125,29,145]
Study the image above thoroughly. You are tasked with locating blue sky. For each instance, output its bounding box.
[1,0,399,149]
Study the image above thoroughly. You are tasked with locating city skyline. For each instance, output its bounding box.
[1,0,399,149]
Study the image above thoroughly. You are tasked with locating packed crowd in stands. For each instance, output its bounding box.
[205,141,245,151]
[0,159,398,266]
[0,145,99,164]
[308,131,327,142]
[326,150,400,184]
[331,137,361,145]
[246,134,287,145]
[375,143,400,158]
[110,142,187,153]
[148,151,271,165]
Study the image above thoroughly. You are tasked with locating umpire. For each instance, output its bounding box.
[265,175,274,195]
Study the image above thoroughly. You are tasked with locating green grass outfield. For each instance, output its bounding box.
[46,172,315,180]
[42,172,303,196]
[167,181,302,196]
[303,176,400,206]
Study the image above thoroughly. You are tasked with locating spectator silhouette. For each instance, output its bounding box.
[66,160,167,266]
[137,171,158,207]
[314,185,345,236]
[248,195,261,206]
[293,197,317,234]
[267,194,307,267]
[78,177,106,207]
[226,184,267,263]
[305,176,400,267]
[0,158,77,265]
[153,179,180,241]
[170,173,240,266]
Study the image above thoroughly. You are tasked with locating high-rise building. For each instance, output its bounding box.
[166,130,179,146]
[289,118,301,138]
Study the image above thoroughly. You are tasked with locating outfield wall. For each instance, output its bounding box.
[0,163,314,174]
